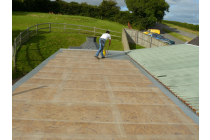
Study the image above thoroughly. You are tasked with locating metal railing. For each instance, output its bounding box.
[12,23,121,72]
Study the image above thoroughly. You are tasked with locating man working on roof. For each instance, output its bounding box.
[95,30,111,59]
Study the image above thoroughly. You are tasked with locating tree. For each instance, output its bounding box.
[68,1,80,15]
[69,1,79,5]
[22,0,35,11]
[12,0,24,11]
[34,0,50,12]
[99,0,120,20]
[124,0,169,29]
[114,11,132,25]
[80,2,90,16]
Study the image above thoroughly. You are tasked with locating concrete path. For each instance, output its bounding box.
[12,50,199,140]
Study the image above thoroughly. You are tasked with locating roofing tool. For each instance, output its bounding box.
[103,44,110,57]
[106,44,110,56]
[107,44,110,54]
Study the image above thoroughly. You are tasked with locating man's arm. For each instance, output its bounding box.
[109,39,111,45]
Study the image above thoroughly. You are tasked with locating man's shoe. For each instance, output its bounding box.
[101,57,105,59]
[94,56,100,59]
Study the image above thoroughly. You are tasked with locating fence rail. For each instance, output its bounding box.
[12,23,121,72]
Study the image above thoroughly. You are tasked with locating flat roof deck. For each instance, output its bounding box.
[12,49,199,140]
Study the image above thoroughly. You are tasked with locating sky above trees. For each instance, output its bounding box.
[53,0,199,25]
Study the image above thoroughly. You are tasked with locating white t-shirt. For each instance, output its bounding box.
[100,33,111,40]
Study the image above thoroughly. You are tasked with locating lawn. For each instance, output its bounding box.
[161,21,199,42]
[161,21,199,36]
[162,28,193,42]
[129,43,145,50]
[12,11,126,44]
[12,11,128,79]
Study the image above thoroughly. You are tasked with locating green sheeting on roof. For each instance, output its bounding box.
[127,44,199,114]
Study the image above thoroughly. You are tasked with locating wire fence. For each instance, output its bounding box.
[12,23,121,72]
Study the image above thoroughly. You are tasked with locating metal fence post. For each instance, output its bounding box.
[36,23,38,34]
[49,22,51,32]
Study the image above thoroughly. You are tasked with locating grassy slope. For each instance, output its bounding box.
[12,11,127,79]
[162,28,193,42]
[161,21,199,36]
[129,43,145,50]
[161,21,199,42]
[12,11,126,47]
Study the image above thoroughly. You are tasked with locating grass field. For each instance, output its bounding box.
[161,21,199,36]
[12,11,129,79]
[161,21,199,42]
[162,28,193,42]
[129,43,145,50]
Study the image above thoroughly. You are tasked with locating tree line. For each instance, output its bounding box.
[12,0,170,30]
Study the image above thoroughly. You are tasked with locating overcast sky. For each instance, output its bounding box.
[51,0,199,25]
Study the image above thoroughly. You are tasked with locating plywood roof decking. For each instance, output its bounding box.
[12,50,199,139]
[127,44,199,115]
